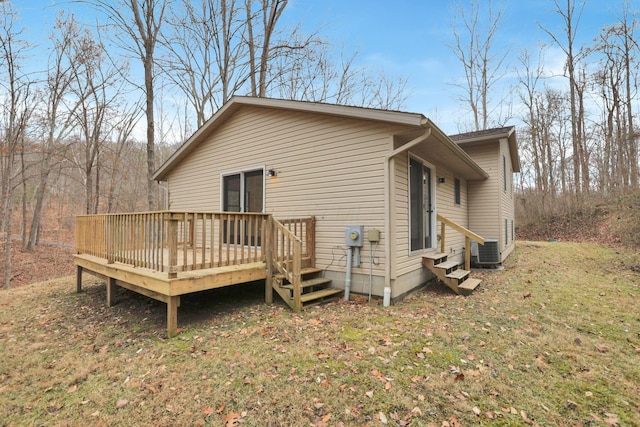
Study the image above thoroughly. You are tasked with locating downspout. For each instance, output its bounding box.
[383,125,432,306]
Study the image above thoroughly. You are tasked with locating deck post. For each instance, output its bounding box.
[106,215,115,264]
[464,237,471,271]
[292,241,302,311]
[308,216,316,267]
[440,221,446,254]
[167,296,180,338]
[76,265,83,292]
[264,216,273,305]
[167,215,178,279]
[106,277,116,307]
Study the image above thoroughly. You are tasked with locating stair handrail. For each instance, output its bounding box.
[267,216,303,311]
[437,214,485,270]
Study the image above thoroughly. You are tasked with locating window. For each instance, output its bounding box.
[222,169,264,213]
[454,178,461,205]
[409,157,434,252]
[503,155,507,192]
[505,219,509,245]
[511,220,515,242]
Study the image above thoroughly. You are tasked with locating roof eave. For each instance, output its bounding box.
[424,119,490,180]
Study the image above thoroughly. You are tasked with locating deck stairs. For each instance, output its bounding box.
[273,266,343,311]
[422,252,481,296]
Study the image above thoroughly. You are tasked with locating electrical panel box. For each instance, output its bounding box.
[345,225,364,247]
[367,228,380,242]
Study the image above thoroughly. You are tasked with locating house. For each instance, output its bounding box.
[154,96,519,297]
[74,96,519,337]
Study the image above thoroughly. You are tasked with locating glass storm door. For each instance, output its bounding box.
[410,158,433,252]
[223,169,264,244]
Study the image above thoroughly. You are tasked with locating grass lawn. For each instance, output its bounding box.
[0,241,639,426]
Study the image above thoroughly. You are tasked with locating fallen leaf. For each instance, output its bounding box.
[365,391,374,398]
[116,399,128,409]
[48,402,63,413]
[201,406,214,416]
[67,385,78,394]
[521,410,533,424]
[523,293,532,298]
[379,412,388,424]
[472,406,481,416]
[454,373,465,382]
[222,411,242,426]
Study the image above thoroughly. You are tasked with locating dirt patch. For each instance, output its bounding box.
[0,241,76,288]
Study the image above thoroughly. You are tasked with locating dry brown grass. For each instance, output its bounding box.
[1,241,639,426]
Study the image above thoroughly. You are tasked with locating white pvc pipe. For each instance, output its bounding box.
[344,247,353,301]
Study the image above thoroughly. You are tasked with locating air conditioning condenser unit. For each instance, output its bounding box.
[471,239,500,266]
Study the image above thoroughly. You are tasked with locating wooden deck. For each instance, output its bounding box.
[75,212,315,337]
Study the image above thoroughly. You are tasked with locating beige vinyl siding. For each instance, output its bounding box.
[393,150,469,279]
[499,139,516,256]
[166,106,404,281]
[463,142,501,242]
[435,168,468,262]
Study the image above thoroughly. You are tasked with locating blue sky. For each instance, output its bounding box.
[6,0,633,134]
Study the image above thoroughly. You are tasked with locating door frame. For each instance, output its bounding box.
[408,154,436,254]
[220,165,266,213]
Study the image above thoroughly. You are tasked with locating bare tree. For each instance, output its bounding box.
[540,0,588,195]
[25,12,86,251]
[91,0,171,210]
[268,39,409,110]
[105,101,142,212]
[448,0,508,131]
[245,0,287,97]
[67,25,126,214]
[0,3,34,287]
[163,0,249,128]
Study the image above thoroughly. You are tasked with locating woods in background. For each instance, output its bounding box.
[1,0,640,287]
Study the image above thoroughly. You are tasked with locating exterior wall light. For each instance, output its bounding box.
[267,169,277,177]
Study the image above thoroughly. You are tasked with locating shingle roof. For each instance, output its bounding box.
[449,126,515,142]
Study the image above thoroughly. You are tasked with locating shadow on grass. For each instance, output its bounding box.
[78,279,286,337]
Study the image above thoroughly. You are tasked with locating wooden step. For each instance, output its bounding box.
[458,278,481,296]
[275,267,322,280]
[280,277,332,290]
[422,252,448,263]
[446,269,470,281]
[433,260,459,272]
[300,288,343,303]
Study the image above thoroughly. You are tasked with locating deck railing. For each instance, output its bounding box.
[437,214,485,270]
[76,211,271,277]
[75,212,316,282]
[265,216,315,311]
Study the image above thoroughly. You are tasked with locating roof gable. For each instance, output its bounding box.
[451,126,520,173]
[153,96,490,181]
